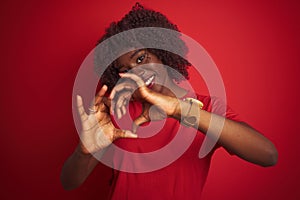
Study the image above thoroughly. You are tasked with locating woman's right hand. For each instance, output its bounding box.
[76,85,137,154]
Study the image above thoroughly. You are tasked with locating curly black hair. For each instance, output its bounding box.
[94,2,191,92]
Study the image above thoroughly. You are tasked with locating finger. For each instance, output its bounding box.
[111,89,132,115]
[112,94,122,119]
[119,90,132,117]
[119,73,145,87]
[121,105,126,116]
[76,95,88,121]
[123,130,138,138]
[116,106,122,119]
[115,95,127,117]
[132,114,149,133]
[102,97,111,108]
[95,85,108,105]
[109,84,134,100]
[114,129,138,140]
[116,104,127,119]
[95,97,110,114]
[90,85,108,114]
[110,97,115,115]
[109,82,130,100]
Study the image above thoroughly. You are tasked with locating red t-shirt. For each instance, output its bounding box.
[104,94,240,200]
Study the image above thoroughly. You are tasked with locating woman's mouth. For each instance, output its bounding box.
[144,75,155,88]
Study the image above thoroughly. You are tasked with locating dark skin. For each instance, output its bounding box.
[61,49,278,190]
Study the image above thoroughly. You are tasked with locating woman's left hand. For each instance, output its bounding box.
[109,73,179,129]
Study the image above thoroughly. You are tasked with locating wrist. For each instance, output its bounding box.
[177,98,204,128]
[172,99,190,119]
[76,144,93,157]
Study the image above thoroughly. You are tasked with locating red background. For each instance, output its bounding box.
[1,0,299,199]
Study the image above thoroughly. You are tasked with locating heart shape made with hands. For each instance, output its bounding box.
[110,91,168,135]
[109,73,171,134]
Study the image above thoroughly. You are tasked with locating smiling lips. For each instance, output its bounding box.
[144,75,155,87]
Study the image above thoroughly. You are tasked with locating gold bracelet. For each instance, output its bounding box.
[181,98,203,127]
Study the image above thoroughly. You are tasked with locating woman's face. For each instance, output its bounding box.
[115,49,171,93]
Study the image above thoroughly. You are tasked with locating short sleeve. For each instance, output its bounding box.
[196,94,242,122]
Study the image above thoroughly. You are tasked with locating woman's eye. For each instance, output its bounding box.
[120,69,129,73]
[136,55,145,64]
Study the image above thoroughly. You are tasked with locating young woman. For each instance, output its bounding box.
[61,3,277,199]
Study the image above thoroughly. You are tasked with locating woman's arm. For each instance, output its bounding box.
[166,96,278,167]
[61,85,137,190]
[156,93,278,166]
[139,89,278,167]
[110,74,278,167]
[193,109,278,166]
[60,145,99,190]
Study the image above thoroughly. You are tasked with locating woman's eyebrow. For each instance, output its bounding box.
[130,49,143,59]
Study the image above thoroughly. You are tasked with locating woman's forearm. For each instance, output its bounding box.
[197,110,278,167]
[170,99,278,167]
[60,145,99,190]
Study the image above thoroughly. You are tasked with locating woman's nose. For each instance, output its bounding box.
[131,68,145,76]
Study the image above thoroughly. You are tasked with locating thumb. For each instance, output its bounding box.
[76,95,88,122]
[123,130,138,138]
[115,129,138,140]
[132,113,149,133]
